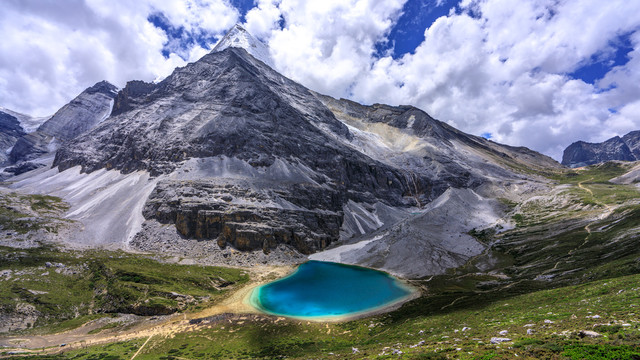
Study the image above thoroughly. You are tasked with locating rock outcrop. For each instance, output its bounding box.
[0,303,40,333]
[0,111,26,164]
[143,179,343,254]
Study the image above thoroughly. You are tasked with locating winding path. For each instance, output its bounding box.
[545,178,615,272]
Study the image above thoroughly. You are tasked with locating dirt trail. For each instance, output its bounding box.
[0,265,293,356]
[571,178,614,253]
[577,178,594,196]
[129,335,152,360]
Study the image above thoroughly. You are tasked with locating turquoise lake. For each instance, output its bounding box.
[250,261,413,319]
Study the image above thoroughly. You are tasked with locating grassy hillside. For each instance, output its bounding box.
[0,246,248,332]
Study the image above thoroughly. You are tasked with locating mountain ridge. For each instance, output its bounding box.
[212,23,274,68]
[562,131,640,167]
[5,80,117,166]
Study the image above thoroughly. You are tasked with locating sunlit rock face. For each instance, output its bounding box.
[212,23,274,68]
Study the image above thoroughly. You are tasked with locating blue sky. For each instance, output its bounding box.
[229,0,256,22]
[1,0,639,160]
[569,31,635,85]
[151,1,464,61]
[376,0,460,59]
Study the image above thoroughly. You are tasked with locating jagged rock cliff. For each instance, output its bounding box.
[562,132,640,168]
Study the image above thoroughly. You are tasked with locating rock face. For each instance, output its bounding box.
[39,81,117,141]
[562,132,640,167]
[0,302,40,333]
[2,162,46,176]
[0,111,26,164]
[143,179,342,254]
[0,107,51,133]
[48,44,560,258]
[8,81,117,163]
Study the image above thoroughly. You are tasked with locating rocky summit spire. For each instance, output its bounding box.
[212,24,274,68]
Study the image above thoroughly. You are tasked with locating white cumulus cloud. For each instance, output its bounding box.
[0,0,239,117]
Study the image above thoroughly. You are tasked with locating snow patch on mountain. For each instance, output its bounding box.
[97,99,114,125]
[212,24,274,68]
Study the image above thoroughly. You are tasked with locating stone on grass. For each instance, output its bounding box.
[579,330,601,338]
[490,337,512,344]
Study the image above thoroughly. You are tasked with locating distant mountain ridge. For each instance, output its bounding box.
[562,131,640,167]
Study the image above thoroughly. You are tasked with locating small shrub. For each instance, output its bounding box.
[410,352,448,360]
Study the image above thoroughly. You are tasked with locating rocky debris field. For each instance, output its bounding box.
[0,191,74,249]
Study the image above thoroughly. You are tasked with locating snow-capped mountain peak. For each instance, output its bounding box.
[212,24,274,68]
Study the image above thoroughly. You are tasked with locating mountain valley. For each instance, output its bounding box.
[0,25,639,359]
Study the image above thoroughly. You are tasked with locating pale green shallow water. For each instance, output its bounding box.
[250,261,413,319]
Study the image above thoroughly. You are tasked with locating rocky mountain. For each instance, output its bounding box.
[0,108,54,165]
[4,26,561,278]
[7,81,117,165]
[0,111,26,164]
[562,131,640,167]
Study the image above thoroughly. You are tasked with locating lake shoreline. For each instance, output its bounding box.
[245,261,421,322]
